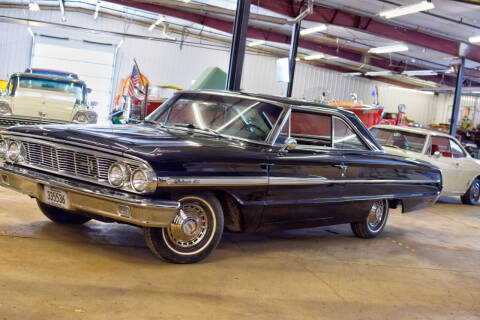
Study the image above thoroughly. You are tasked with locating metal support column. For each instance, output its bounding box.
[450,57,466,136]
[285,21,301,97]
[226,0,251,91]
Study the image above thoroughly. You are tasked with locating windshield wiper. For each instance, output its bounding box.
[383,144,404,150]
[172,123,223,138]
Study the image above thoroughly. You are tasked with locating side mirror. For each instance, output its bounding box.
[433,151,441,158]
[282,137,297,151]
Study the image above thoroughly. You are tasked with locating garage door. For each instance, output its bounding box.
[31,36,115,120]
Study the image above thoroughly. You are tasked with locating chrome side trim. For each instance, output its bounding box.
[158,176,441,187]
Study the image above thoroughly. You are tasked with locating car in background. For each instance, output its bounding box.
[24,68,79,79]
[0,90,442,263]
[371,125,480,205]
[0,72,97,127]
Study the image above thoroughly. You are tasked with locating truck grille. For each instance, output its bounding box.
[17,139,140,184]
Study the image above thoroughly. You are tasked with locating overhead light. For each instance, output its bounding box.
[402,70,438,76]
[148,15,165,31]
[27,27,34,38]
[295,57,301,61]
[183,0,191,2]
[93,1,101,19]
[365,71,394,76]
[29,1,40,11]
[342,72,362,76]
[368,44,409,54]
[300,24,327,36]
[469,35,480,43]
[471,91,480,94]
[304,53,325,60]
[389,86,434,95]
[247,40,266,47]
[324,56,339,60]
[379,0,434,19]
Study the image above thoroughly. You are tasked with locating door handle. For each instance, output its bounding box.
[260,163,274,171]
[333,164,348,177]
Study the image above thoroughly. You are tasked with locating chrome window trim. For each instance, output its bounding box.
[1,134,153,194]
[332,116,369,151]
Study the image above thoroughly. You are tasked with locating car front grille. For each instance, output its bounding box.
[8,138,142,187]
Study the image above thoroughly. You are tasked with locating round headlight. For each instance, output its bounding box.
[0,103,11,115]
[0,140,7,159]
[75,113,87,123]
[7,141,24,163]
[108,163,128,187]
[130,169,156,193]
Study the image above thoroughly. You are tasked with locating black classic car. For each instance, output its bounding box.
[0,90,442,263]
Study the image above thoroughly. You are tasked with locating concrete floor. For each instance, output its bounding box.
[0,188,479,320]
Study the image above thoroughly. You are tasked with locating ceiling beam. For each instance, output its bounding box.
[102,0,475,87]
[254,0,480,63]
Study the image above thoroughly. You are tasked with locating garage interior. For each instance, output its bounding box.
[0,0,480,318]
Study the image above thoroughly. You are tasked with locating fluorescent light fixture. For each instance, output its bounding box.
[471,91,480,94]
[368,44,409,54]
[27,27,34,38]
[343,72,362,76]
[402,70,438,76]
[300,24,327,36]
[389,86,434,95]
[29,1,40,11]
[93,1,100,19]
[247,40,266,47]
[295,57,301,61]
[324,56,339,60]
[183,0,191,2]
[469,35,480,43]
[379,0,434,19]
[365,71,394,76]
[304,53,325,60]
[148,16,165,31]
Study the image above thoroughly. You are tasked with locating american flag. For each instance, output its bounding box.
[127,65,141,97]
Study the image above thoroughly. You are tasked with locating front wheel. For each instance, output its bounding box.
[351,199,389,238]
[144,192,224,264]
[461,178,479,205]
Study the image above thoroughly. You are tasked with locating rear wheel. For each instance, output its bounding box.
[37,200,91,224]
[143,192,224,264]
[351,199,389,238]
[461,178,480,205]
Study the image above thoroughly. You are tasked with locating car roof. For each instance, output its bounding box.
[10,72,86,85]
[180,89,355,116]
[372,124,454,138]
[25,68,79,79]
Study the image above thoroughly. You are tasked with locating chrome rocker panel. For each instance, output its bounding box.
[0,162,180,228]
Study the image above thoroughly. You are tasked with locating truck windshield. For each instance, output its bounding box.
[17,77,86,104]
[370,128,426,153]
[148,94,284,143]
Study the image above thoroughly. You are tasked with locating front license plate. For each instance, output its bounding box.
[44,186,70,210]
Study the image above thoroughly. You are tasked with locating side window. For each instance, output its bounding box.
[333,117,368,150]
[431,136,451,157]
[281,110,332,148]
[450,139,466,158]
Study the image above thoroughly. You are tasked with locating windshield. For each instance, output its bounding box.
[17,77,86,104]
[370,127,426,153]
[148,94,284,142]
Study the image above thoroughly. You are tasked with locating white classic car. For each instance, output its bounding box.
[0,73,97,127]
[371,125,480,205]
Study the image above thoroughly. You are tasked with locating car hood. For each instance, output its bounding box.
[4,124,251,155]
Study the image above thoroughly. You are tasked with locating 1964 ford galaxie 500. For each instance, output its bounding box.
[0,90,441,263]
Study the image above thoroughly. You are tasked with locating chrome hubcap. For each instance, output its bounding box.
[167,202,208,248]
[472,181,480,200]
[367,200,385,231]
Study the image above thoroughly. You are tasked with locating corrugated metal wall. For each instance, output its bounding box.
[1,7,479,128]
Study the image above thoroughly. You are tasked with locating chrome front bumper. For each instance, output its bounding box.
[0,163,180,228]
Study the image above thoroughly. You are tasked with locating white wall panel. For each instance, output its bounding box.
[1,7,479,127]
